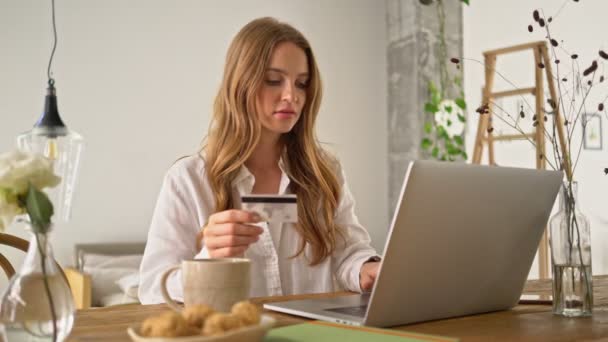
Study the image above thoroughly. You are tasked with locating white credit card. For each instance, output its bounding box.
[240,194,298,223]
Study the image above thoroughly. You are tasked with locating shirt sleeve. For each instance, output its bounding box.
[331,165,380,293]
[138,163,201,304]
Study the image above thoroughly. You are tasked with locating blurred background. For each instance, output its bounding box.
[0,0,606,291]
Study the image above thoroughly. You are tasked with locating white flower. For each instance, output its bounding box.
[0,188,23,232]
[434,99,465,138]
[0,150,61,231]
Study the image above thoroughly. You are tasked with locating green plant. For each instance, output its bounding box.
[422,82,468,161]
[420,0,469,161]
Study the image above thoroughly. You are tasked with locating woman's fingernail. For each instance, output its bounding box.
[252,213,262,221]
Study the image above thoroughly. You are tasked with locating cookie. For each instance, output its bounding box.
[182,304,215,329]
[202,312,244,336]
[140,311,198,337]
[231,300,261,326]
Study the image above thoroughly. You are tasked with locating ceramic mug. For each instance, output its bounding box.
[160,258,251,312]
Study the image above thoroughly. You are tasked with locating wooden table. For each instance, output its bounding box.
[68,276,608,341]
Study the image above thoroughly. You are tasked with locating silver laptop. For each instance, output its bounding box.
[263,160,562,327]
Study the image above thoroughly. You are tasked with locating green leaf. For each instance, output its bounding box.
[428,82,441,105]
[447,146,462,155]
[457,114,466,123]
[453,76,462,87]
[424,122,433,134]
[461,0,470,5]
[461,151,469,160]
[425,103,439,113]
[454,135,464,146]
[421,138,433,150]
[445,105,453,113]
[428,81,438,94]
[25,184,53,234]
[447,119,453,127]
[432,93,441,106]
[432,147,439,158]
[437,126,449,139]
[444,140,458,155]
[455,98,467,110]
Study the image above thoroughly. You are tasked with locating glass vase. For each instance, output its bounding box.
[549,181,593,317]
[0,230,75,341]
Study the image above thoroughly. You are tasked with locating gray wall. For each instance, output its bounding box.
[386,0,463,216]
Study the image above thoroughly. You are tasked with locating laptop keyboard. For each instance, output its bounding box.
[325,305,368,317]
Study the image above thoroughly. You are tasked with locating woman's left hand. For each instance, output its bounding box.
[359,261,380,291]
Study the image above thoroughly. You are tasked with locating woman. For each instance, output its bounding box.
[139,17,380,304]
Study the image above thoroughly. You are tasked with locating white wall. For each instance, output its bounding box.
[464,0,608,277]
[0,0,388,282]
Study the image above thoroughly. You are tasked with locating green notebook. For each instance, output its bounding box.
[264,321,458,342]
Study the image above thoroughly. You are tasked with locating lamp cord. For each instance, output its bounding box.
[47,0,57,86]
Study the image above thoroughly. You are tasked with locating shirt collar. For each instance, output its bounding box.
[233,164,253,187]
[232,157,292,194]
[277,158,291,195]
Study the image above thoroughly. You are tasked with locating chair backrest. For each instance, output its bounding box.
[0,233,92,309]
[0,232,69,282]
[74,242,146,270]
[0,233,29,279]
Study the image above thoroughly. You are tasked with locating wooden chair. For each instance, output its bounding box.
[0,232,91,309]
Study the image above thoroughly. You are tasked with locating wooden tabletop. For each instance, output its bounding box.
[67,276,608,342]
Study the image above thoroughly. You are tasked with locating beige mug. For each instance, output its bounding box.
[160,258,251,312]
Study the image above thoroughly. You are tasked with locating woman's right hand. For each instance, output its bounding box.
[200,209,264,258]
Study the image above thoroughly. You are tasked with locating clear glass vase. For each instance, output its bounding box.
[0,230,75,341]
[549,181,593,317]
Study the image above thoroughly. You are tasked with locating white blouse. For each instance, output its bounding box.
[138,154,378,304]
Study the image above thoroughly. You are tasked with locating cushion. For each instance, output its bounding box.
[82,253,143,269]
[82,254,143,306]
[115,272,140,299]
[98,292,139,307]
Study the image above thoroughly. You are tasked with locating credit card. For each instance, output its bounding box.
[240,194,298,223]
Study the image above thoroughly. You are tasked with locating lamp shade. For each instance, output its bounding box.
[17,83,84,222]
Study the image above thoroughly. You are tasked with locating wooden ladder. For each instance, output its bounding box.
[472,40,571,279]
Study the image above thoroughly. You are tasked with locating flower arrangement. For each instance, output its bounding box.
[0,150,65,341]
[0,150,60,232]
[450,1,606,316]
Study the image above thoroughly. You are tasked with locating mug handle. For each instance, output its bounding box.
[160,266,182,312]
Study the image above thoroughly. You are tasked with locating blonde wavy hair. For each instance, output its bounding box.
[201,17,344,265]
